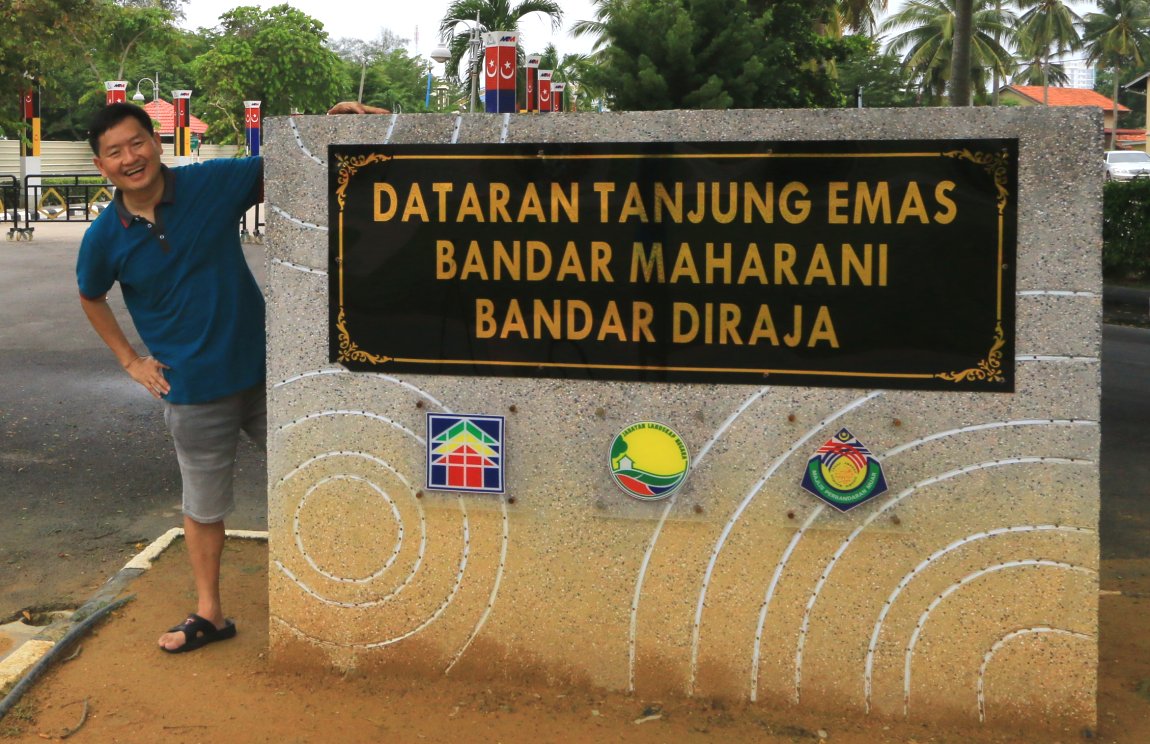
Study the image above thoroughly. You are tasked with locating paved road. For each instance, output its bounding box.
[1100,323,1150,559]
[0,222,1147,620]
[0,222,266,621]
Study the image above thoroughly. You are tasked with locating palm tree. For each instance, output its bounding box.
[1083,0,1150,149]
[438,0,563,83]
[537,43,604,111]
[950,0,974,104]
[569,0,617,53]
[838,0,888,35]
[882,0,1015,105]
[1014,0,1082,104]
[1011,55,1071,87]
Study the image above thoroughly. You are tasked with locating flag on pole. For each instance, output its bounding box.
[537,70,553,113]
[244,101,262,156]
[172,90,192,158]
[525,54,541,113]
[21,90,40,157]
[104,81,127,105]
[482,32,517,114]
[552,81,566,112]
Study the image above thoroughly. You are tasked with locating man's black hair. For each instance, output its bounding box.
[87,103,155,155]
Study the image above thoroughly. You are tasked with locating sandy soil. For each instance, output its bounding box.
[2,539,1147,744]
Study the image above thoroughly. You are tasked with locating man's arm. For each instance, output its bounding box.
[326,102,390,115]
[79,294,171,399]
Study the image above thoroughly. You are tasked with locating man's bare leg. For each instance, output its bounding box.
[158,516,226,650]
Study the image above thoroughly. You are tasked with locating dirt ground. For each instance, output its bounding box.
[2,538,1147,744]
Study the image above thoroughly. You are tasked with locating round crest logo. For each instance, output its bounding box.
[610,422,690,501]
[799,427,888,512]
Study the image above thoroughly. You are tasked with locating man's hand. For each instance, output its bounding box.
[327,101,391,115]
[124,355,171,399]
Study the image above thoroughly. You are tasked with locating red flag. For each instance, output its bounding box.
[537,70,553,113]
[104,81,127,105]
[482,32,517,113]
[525,54,541,113]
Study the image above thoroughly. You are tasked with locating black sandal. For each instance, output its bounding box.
[161,613,236,654]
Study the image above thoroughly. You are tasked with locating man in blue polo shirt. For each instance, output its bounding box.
[77,101,383,653]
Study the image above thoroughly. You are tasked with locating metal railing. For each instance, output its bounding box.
[5,173,266,242]
[6,175,115,239]
[240,204,264,244]
[0,176,20,240]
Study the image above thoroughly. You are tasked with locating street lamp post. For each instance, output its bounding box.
[131,74,160,103]
[430,11,483,113]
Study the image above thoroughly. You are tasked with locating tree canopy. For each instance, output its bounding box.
[7,1,1150,142]
[589,0,847,110]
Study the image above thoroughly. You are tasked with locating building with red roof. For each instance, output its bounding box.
[998,85,1143,148]
[138,99,209,139]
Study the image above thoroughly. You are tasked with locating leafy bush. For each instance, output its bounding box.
[1103,179,1150,279]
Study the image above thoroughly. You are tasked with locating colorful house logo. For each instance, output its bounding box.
[610,422,690,501]
[800,428,888,512]
[427,414,505,494]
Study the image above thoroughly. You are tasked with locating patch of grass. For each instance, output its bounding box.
[0,701,37,737]
[1136,678,1150,702]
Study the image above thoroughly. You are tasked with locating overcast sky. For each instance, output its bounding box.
[179,0,600,66]
[178,1,1109,69]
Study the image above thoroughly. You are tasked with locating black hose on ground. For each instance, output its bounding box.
[0,594,134,721]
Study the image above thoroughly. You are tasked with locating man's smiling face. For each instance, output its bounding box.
[92,116,164,196]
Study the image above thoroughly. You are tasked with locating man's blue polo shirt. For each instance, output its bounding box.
[77,157,265,404]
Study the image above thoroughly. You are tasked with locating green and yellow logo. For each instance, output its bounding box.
[610,422,690,501]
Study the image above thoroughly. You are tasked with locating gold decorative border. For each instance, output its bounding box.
[335,308,391,366]
[936,322,1006,384]
[333,145,1015,387]
[334,152,391,210]
[943,147,1011,215]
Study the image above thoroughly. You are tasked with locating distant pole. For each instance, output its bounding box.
[537,70,552,113]
[525,54,541,113]
[468,11,481,113]
[244,101,262,157]
[20,88,41,191]
[483,32,517,113]
[172,90,193,165]
[104,81,127,105]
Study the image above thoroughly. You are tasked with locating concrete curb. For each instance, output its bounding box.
[0,529,269,698]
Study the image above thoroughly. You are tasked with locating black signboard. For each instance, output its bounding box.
[330,140,1017,391]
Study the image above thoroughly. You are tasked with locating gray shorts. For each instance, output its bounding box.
[162,384,267,523]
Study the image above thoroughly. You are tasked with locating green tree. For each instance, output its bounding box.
[1095,67,1146,129]
[360,50,432,113]
[569,0,618,52]
[591,0,845,111]
[332,30,409,104]
[882,0,1014,105]
[2,0,193,140]
[192,4,349,145]
[0,0,98,137]
[836,0,888,35]
[1084,0,1150,149]
[1014,0,1082,103]
[834,34,919,107]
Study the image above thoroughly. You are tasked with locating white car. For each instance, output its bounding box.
[1104,150,1150,181]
